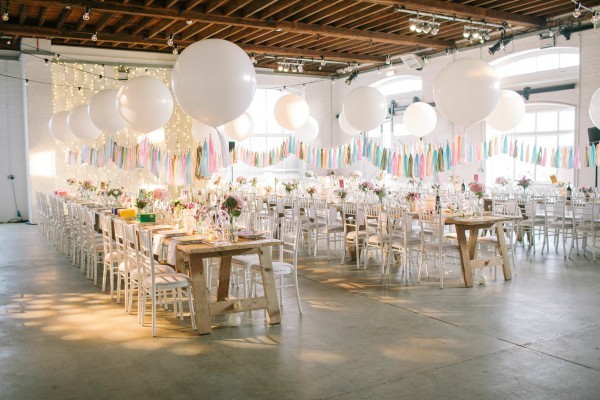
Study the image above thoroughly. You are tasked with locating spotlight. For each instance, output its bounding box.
[172,45,179,55]
[548,29,555,37]
[385,55,391,65]
[82,7,91,21]
[44,58,49,65]
[430,23,440,35]
[291,65,297,73]
[445,48,452,57]
[345,70,358,85]
[283,64,289,72]
[415,22,423,33]
[423,23,431,34]
[385,67,395,77]
[422,55,429,64]
[463,28,470,38]
[320,56,326,66]
[250,52,257,64]
[298,63,303,73]
[409,19,417,31]
[592,12,600,26]
[25,79,29,86]
[277,64,283,72]
[1,10,8,22]
[318,65,322,71]
[472,30,480,39]
[167,34,174,47]
[91,31,98,41]
[483,31,491,41]
[186,19,193,25]
[573,3,582,18]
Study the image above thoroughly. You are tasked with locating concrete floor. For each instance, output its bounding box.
[1,223,600,399]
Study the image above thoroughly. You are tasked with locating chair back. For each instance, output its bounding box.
[254,214,275,238]
[100,214,114,256]
[279,218,301,266]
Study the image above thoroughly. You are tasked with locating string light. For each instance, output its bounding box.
[167,34,174,47]
[573,2,582,17]
[249,53,257,64]
[172,45,179,55]
[82,7,91,21]
[91,31,98,41]
[2,9,9,22]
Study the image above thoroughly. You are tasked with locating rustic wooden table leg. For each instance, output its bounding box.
[216,256,232,302]
[495,223,513,281]
[257,247,281,325]
[467,228,479,259]
[456,226,474,288]
[189,253,212,335]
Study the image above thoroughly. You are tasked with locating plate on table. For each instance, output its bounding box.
[238,231,267,240]
[160,229,188,238]
[177,235,205,244]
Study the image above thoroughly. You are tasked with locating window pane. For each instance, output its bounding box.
[559,110,575,131]
[558,133,574,147]
[537,54,559,71]
[394,122,411,137]
[560,53,579,68]
[536,112,558,132]
[514,58,536,75]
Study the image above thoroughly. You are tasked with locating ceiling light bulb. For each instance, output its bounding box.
[409,20,417,31]
[415,23,423,33]
[472,31,480,39]
[463,29,470,38]
[172,45,179,55]
[291,65,297,73]
[423,24,431,34]
[2,11,8,21]
[298,64,303,73]
[167,34,174,47]
[573,3,582,18]
[422,56,429,64]
[278,64,283,72]
[82,7,91,21]
[283,65,289,72]
[250,53,257,64]
[483,32,491,41]
[385,55,391,65]
[320,56,326,66]
[91,32,98,41]
[386,67,395,77]
[186,19,193,25]
[431,26,439,35]
[548,29,554,37]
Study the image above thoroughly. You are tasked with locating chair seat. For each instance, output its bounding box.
[478,236,498,244]
[391,237,421,248]
[232,254,259,268]
[142,272,192,287]
[251,261,293,275]
[423,242,460,251]
[119,261,175,276]
[301,222,327,230]
[326,225,344,233]
[104,251,122,262]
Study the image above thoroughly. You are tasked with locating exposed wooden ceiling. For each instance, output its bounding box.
[0,0,598,75]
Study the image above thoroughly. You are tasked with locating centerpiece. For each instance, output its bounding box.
[579,185,595,200]
[306,186,317,199]
[373,186,387,205]
[468,181,486,216]
[282,181,298,195]
[222,194,246,242]
[517,176,531,194]
[404,191,420,211]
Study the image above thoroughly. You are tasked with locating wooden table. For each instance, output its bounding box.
[445,215,514,288]
[175,238,282,335]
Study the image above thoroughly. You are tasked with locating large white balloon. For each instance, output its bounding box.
[67,105,102,142]
[433,58,501,128]
[224,112,254,142]
[48,111,77,144]
[294,116,319,142]
[88,89,126,133]
[590,88,600,129]
[191,119,213,143]
[343,86,387,132]
[172,39,256,127]
[274,93,309,130]
[117,76,173,133]
[338,112,361,136]
[403,102,437,138]
[485,90,526,132]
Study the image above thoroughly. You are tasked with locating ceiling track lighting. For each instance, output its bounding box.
[408,18,441,36]
[463,25,492,43]
[488,33,513,55]
[82,7,91,21]
[396,6,505,31]
[167,33,174,47]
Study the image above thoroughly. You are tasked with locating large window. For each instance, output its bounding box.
[486,103,575,186]
[231,88,301,181]
[491,47,579,78]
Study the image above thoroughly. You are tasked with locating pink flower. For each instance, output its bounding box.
[152,188,169,201]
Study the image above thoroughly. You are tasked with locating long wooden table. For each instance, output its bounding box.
[445,215,514,288]
[175,238,282,335]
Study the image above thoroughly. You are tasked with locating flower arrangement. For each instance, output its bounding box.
[169,199,193,213]
[66,178,77,186]
[106,187,123,199]
[223,194,245,219]
[495,176,509,186]
[517,176,532,191]
[304,171,315,178]
[373,186,387,202]
[152,188,169,201]
[250,177,258,187]
[81,180,96,192]
[306,186,317,198]
[556,181,566,188]
[335,189,347,200]
[264,185,273,194]
[579,186,595,195]
[448,175,459,185]
[135,197,149,210]
[282,181,298,194]
[236,176,248,185]
[350,170,362,179]
[359,180,375,192]
[404,192,420,202]
[469,181,486,199]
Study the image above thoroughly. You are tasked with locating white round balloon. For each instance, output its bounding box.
[88,89,126,133]
[48,111,77,144]
[274,93,309,130]
[172,39,256,127]
[338,112,361,136]
[67,105,102,142]
[343,86,387,132]
[117,76,173,133]
[294,116,319,142]
[224,112,254,141]
[433,58,501,128]
[485,90,526,132]
[191,119,213,143]
[590,88,600,129]
[403,102,437,138]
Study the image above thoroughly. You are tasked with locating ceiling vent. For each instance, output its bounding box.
[400,54,424,70]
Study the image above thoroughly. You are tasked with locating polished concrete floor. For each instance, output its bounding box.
[1,223,599,399]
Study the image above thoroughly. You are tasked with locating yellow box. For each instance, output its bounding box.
[118,209,137,219]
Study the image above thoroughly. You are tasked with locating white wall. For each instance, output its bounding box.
[0,59,29,222]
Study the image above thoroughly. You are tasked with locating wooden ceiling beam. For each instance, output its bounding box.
[258,0,302,19]
[2,22,385,62]
[9,0,452,48]
[130,17,154,36]
[55,7,72,30]
[241,0,278,18]
[359,0,544,28]
[19,4,27,25]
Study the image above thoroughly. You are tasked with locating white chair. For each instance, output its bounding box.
[478,200,520,276]
[570,198,600,260]
[250,218,303,314]
[342,202,368,269]
[364,204,387,270]
[83,208,104,285]
[516,196,545,254]
[386,206,422,277]
[542,196,573,258]
[100,214,122,298]
[138,227,197,336]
